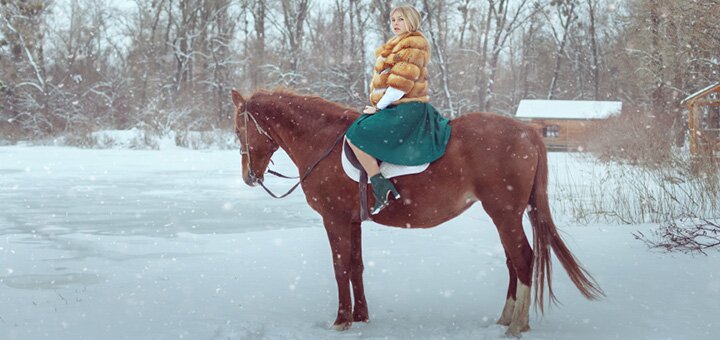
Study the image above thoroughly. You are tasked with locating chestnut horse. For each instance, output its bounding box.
[231,89,603,336]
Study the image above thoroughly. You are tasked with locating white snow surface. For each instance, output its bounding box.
[516,100,622,120]
[1,146,718,340]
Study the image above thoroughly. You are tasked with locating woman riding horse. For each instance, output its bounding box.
[230,5,603,337]
[345,5,451,215]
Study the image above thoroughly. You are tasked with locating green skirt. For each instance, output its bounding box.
[345,101,451,166]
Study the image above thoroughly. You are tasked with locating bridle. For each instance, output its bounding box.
[237,104,275,178]
[235,102,345,199]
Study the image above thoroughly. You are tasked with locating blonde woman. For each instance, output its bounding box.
[346,4,451,214]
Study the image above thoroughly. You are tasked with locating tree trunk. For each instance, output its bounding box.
[422,0,455,117]
[483,0,531,112]
[372,0,393,42]
[649,0,665,117]
[547,1,577,100]
[457,0,470,48]
[281,0,309,74]
[352,0,369,102]
[252,0,266,89]
[476,1,493,110]
[521,18,537,100]
[586,0,600,100]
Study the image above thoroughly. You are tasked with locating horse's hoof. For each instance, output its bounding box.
[496,297,515,326]
[504,324,529,337]
[496,316,511,326]
[353,315,369,323]
[331,321,352,331]
[353,310,369,323]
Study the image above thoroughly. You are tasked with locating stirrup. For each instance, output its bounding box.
[371,196,397,215]
[370,174,400,215]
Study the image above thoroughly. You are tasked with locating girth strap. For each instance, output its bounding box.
[343,140,371,221]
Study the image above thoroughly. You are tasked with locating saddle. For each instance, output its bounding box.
[341,138,429,220]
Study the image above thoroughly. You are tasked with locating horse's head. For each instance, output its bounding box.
[232,89,279,186]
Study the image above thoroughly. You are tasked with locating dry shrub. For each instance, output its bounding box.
[574,106,719,251]
[0,120,21,144]
[551,151,719,227]
[61,126,96,148]
[634,214,720,254]
[176,129,237,150]
[584,106,676,166]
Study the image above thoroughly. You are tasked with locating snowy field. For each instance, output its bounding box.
[1,146,719,340]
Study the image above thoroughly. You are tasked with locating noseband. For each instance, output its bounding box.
[235,103,345,199]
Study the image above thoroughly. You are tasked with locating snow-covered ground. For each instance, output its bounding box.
[1,146,718,340]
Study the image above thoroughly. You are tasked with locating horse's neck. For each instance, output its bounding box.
[263,96,353,169]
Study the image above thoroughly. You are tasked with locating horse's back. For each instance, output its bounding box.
[446,112,541,160]
[441,112,542,208]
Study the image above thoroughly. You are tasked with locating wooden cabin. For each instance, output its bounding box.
[681,82,720,157]
[515,100,622,151]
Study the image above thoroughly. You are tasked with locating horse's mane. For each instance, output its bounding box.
[249,87,359,117]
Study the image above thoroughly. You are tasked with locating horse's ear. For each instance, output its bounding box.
[231,89,245,109]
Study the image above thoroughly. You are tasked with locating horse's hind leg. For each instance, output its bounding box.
[485,205,533,336]
[496,251,517,326]
[350,221,369,322]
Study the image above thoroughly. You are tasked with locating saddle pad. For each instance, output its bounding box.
[341,138,429,183]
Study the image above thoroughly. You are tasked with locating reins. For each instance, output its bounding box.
[237,106,345,199]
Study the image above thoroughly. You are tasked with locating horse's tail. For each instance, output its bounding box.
[528,139,604,312]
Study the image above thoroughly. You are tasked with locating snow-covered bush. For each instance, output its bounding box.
[176,129,238,150]
[90,128,160,149]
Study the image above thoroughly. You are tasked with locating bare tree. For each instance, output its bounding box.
[586,0,600,100]
[279,0,310,75]
[483,0,533,112]
[303,0,370,106]
[520,13,540,101]
[0,0,717,152]
[544,0,578,99]
[456,0,471,48]
[350,0,370,102]
[422,0,455,116]
[370,0,393,42]
[1,0,50,134]
[247,0,266,89]
[205,0,236,122]
[647,0,664,116]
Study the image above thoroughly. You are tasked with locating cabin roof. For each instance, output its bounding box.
[515,100,622,120]
[681,82,720,105]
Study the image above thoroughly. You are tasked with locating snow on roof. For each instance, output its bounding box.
[515,100,622,120]
[681,82,720,105]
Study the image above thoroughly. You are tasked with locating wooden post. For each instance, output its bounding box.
[688,102,697,156]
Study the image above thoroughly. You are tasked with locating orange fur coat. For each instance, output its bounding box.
[369,31,431,107]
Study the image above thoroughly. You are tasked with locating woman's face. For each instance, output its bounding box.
[390,11,408,35]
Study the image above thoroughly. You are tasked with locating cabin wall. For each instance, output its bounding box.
[521,119,598,151]
[686,86,720,157]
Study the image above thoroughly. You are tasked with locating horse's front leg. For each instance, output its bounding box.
[350,221,369,323]
[324,216,354,330]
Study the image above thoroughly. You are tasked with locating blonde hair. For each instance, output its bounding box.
[391,5,422,33]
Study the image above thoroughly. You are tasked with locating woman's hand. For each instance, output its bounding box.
[363,106,378,114]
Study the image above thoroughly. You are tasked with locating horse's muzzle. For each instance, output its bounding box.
[244,172,262,187]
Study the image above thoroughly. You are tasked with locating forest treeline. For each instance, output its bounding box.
[1,0,718,153]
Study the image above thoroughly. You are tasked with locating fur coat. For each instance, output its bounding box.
[369,31,430,107]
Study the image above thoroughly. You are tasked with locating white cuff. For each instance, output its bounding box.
[376,87,405,109]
